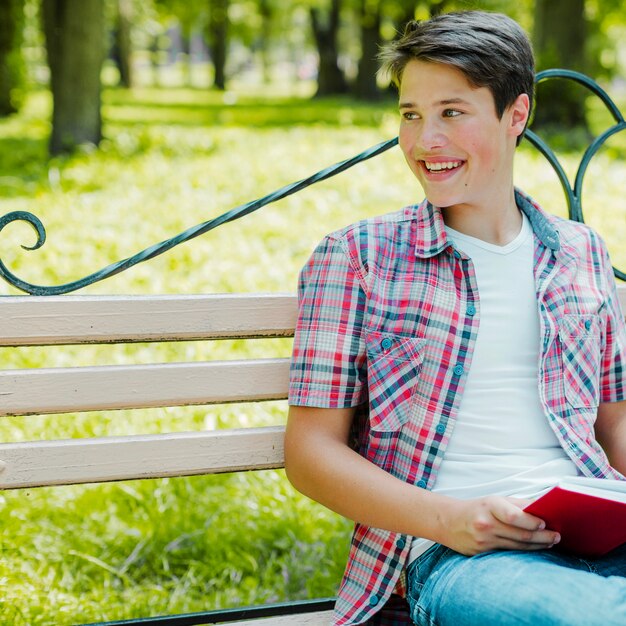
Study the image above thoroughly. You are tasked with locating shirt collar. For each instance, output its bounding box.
[413,188,561,258]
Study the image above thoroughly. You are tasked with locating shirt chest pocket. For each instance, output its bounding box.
[365,331,426,432]
[558,314,602,409]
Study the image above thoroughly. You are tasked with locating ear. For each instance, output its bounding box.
[508,93,530,139]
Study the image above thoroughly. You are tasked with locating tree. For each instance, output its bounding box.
[353,0,381,100]
[310,0,348,96]
[113,0,134,87]
[0,0,25,116]
[257,0,272,83]
[207,0,229,90]
[428,0,451,16]
[42,0,106,154]
[532,0,589,133]
[154,0,208,87]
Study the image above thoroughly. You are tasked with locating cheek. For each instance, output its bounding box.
[398,126,414,157]
[463,124,502,163]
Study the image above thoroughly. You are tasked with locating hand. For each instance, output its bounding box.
[438,495,560,556]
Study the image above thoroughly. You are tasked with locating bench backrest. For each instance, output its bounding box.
[1,287,625,491]
[0,293,295,489]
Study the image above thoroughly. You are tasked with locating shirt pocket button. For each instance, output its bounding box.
[381,337,393,351]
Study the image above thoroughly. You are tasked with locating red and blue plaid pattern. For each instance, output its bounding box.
[289,189,626,625]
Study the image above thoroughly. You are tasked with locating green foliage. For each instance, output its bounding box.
[0,0,26,115]
[0,82,624,624]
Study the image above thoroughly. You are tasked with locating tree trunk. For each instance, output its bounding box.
[429,0,450,17]
[354,0,382,100]
[149,33,161,87]
[208,0,228,90]
[0,0,24,116]
[42,0,105,155]
[311,0,348,96]
[532,0,588,133]
[258,0,272,84]
[180,25,192,87]
[114,0,133,88]
[394,3,416,33]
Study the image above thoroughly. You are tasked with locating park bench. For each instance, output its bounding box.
[0,69,624,625]
[0,292,336,625]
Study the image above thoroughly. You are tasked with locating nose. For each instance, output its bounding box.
[418,118,447,151]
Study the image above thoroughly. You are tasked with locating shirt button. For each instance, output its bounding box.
[436,424,446,434]
[369,595,380,607]
[381,337,393,351]
[466,305,476,316]
[453,364,464,376]
[417,479,427,488]
[396,537,406,549]
[453,250,462,259]
[584,319,592,331]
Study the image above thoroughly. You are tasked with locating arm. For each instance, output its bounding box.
[285,405,560,556]
[595,400,626,476]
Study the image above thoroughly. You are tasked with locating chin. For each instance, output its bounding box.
[418,183,461,208]
[424,193,464,209]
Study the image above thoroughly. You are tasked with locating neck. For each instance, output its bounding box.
[441,188,522,246]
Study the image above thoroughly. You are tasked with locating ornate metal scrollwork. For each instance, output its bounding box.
[0,70,624,294]
[0,138,398,295]
[525,69,626,281]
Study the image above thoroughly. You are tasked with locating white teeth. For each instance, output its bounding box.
[424,161,462,171]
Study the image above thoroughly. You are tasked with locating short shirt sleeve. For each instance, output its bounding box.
[288,234,368,408]
[599,240,626,403]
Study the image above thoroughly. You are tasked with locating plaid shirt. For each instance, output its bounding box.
[288,189,626,626]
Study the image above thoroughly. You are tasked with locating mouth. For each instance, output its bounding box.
[420,159,465,175]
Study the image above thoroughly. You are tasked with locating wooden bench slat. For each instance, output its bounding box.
[0,293,297,346]
[225,610,334,625]
[1,288,622,348]
[0,426,285,489]
[0,359,290,416]
[1,287,622,348]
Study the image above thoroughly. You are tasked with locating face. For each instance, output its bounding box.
[398,60,529,212]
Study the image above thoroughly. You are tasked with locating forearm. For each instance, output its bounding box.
[604,425,626,476]
[595,400,626,476]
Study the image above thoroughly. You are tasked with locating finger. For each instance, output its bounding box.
[492,500,546,531]
[494,525,561,547]
[506,497,534,509]
[485,534,561,553]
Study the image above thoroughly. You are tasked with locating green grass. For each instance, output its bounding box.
[0,82,624,625]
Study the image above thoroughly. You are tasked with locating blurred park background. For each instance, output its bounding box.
[0,0,624,624]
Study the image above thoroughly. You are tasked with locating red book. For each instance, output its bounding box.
[524,477,626,558]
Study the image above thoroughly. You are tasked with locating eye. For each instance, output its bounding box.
[443,109,462,118]
[401,111,419,121]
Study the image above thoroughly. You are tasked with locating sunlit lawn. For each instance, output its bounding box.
[0,79,624,625]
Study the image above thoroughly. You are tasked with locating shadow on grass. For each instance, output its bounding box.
[0,136,51,197]
[103,87,396,128]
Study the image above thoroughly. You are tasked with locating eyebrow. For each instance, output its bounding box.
[399,97,470,109]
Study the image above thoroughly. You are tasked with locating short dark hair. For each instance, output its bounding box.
[379,11,535,140]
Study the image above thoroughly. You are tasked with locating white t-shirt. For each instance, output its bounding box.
[409,212,580,563]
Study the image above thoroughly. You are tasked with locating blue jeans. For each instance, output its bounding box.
[406,543,626,626]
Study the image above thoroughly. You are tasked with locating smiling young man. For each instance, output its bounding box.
[285,11,626,626]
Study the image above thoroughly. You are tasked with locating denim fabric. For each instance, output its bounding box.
[406,543,626,626]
